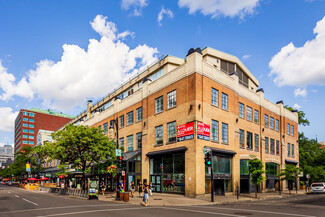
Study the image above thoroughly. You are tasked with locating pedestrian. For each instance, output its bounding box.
[119,180,124,192]
[101,181,106,195]
[142,182,149,206]
[138,181,143,198]
[129,181,135,198]
[149,182,153,196]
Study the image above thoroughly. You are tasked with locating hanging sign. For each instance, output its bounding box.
[177,122,194,142]
[197,122,210,141]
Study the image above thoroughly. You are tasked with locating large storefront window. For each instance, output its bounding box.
[149,153,185,193]
[240,159,249,175]
[265,162,280,190]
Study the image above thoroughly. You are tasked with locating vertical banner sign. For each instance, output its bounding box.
[88,178,99,200]
[177,122,195,142]
[26,163,31,172]
[197,122,210,141]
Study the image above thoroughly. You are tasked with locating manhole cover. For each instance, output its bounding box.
[234,212,253,215]
[153,198,163,200]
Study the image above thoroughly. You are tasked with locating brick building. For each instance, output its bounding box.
[14,108,75,154]
[67,47,299,197]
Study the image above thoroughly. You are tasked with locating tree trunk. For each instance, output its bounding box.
[296,177,298,194]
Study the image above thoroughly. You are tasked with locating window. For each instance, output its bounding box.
[23,123,28,127]
[239,103,244,118]
[287,143,290,157]
[246,106,252,121]
[276,140,280,155]
[29,124,34,128]
[23,135,28,138]
[23,111,28,115]
[264,114,269,128]
[287,124,290,135]
[23,117,28,121]
[254,110,259,124]
[23,140,28,144]
[150,68,164,81]
[239,129,245,149]
[29,141,34,145]
[103,122,108,134]
[127,111,134,125]
[167,90,177,109]
[155,96,163,114]
[255,134,259,152]
[240,159,249,175]
[211,88,219,106]
[119,137,124,150]
[29,135,34,139]
[29,113,34,117]
[221,93,228,110]
[222,123,228,144]
[29,130,34,133]
[291,125,294,136]
[265,137,269,153]
[167,121,177,143]
[270,139,275,154]
[155,125,163,145]
[136,132,142,149]
[119,115,124,128]
[211,120,219,142]
[276,120,279,132]
[270,117,274,130]
[29,119,34,123]
[127,135,134,151]
[292,144,295,158]
[23,129,28,133]
[247,132,253,149]
[136,107,143,122]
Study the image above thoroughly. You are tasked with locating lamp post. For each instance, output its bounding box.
[109,117,119,200]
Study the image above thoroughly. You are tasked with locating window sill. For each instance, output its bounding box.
[166,141,177,145]
[221,108,228,112]
[247,148,253,151]
[166,106,177,111]
[221,142,229,145]
[136,119,142,123]
[211,104,219,109]
[119,126,124,129]
[154,111,164,116]
[154,143,163,147]
[126,123,134,127]
[254,149,259,152]
[211,140,219,144]
[246,119,253,122]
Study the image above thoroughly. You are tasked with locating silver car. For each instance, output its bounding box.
[311,183,325,193]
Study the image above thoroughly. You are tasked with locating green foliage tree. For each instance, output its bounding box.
[50,124,116,189]
[284,105,310,126]
[248,158,265,198]
[278,164,300,194]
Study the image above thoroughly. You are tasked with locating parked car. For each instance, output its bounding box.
[311,183,325,193]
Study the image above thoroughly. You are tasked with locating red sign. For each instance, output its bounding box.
[177,122,194,142]
[197,122,210,141]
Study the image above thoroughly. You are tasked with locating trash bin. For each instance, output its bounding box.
[119,192,124,201]
[123,192,129,202]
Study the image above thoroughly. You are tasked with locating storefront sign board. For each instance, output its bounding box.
[197,122,210,141]
[177,122,194,142]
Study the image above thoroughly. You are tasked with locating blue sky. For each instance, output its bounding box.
[0,0,325,147]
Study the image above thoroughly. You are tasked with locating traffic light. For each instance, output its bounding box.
[118,156,123,168]
[204,152,211,166]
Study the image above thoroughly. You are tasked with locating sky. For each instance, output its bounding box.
[0,0,325,147]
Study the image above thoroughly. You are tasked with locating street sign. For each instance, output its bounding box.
[116,149,121,157]
[203,147,211,154]
[122,171,125,176]
[298,172,303,177]
[306,174,310,179]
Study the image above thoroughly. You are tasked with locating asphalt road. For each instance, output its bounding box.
[1,185,324,217]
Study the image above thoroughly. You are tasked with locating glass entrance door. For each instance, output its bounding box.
[150,175,161,192]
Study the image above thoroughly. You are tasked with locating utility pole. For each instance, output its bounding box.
[204,147,213,202]
[110,117,120,200]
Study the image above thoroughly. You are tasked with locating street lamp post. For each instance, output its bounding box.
[109,117,119,200]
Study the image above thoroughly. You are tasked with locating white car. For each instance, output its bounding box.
[311,183,325,193]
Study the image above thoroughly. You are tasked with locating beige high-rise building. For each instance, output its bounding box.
[66,47,299,197]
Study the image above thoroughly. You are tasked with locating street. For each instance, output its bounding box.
[1,185,324,217]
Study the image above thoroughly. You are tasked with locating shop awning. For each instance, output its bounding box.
[205,146,236,156]
[146,146,187,157]
[285,159,298,165]
[123,150,141,161]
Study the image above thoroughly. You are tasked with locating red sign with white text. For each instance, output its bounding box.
[177,122,194,142]
[197,122,210,141]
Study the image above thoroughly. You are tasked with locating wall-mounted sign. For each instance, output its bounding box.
[197,122,210,141]
[177,122,194,142]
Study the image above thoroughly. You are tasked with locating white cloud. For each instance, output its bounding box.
[121,0,148,16]
[269,16,325,87]
[178,0,260,19]
[292,103,302,110]
[0,107,18,132]
[0,15,158,112]
[311,89,318,93]
[294,88,307,97]
[157,7,174,26]
[242,54,251,60]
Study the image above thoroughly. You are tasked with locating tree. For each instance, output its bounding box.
[284,105,310,126]
[248,158,265,198]
[278,164,300,194]
[50,124,116,189]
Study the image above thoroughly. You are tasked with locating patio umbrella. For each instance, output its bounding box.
[27,177,40,181]
[40,177,50,181]
[58,175,67,179]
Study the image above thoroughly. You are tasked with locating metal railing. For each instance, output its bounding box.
[50,187,88,198]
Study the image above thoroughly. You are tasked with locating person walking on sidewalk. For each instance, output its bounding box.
[138,181,143,198]
[101,181,106,195]
[149,182,153,196]
[142,183,149,206]
[129,181,135,198]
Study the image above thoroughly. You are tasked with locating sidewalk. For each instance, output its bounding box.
[98,190,307,206]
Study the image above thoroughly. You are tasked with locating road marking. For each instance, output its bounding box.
[0,204,130,214]
[15,195,19,198]
[161,207,245,217]
[37,207,149,217]
[191,206,316,217]
[22,198,38,206]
